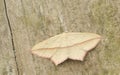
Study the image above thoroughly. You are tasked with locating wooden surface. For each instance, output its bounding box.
[0,0,120,75]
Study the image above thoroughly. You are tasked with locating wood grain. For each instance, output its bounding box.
[0,0,18,75]
[1,0,120,75]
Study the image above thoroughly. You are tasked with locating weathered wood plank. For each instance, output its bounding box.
[0,0,18,75]
[4,0,120,75]
[4,0,37,75]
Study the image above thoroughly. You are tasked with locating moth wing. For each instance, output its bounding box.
[32,49,56,58]
[31,32,101,65]
[51,49,68,65]
[64,32,101,47]
[80,38,101,51]
[68,47,86,61]
[31,33,65,50]
[68,38,101,60]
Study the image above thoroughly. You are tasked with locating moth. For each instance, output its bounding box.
[31,32,101,65]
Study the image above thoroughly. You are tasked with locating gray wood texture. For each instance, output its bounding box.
[0,0,18,75]
[0,0,120,75]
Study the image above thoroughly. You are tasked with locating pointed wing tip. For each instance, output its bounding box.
[68,56,85,61]
[50,59,60,66]
[95,37,102,44]
[86,32,102,38]
[31,49,37,54]
[51,57,68,66]
[31,47,36,51]
[97,34,102,38]
[54,62,59,66]
[31,50,50,59]
[31,50,38,56]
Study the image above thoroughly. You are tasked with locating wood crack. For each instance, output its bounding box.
[3,0,20,75]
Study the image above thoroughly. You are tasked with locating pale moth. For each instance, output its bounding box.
[31,32,101,65]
